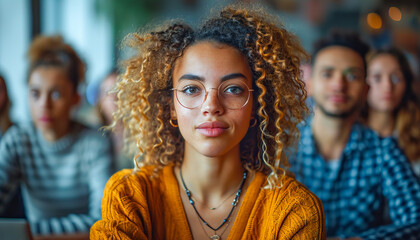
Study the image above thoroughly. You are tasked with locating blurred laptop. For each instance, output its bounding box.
[0,218,33,240]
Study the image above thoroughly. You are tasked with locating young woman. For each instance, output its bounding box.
[91,6,326,239]
[363,48,420,176]
[0,35,113,235]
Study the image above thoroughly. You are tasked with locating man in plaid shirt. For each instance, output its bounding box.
[289,31,420,239]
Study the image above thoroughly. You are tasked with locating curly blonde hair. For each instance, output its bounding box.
[112,6,308,189]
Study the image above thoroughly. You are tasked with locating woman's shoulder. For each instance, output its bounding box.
[0,123,33,144]
[71,121,104,140]
[259,173,323,214]
[250,173,326,238]
[8,123,34,134]
[283,174,320,198]
[68,121,112,150]
[104,165,166,197]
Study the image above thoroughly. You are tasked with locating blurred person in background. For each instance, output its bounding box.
[97,69,132,170]
[391,12,420,103]
[0,35,112,236]
[91,6,326,239]
[362,48,420,177]
[289,31,420,239]
[0,74,12,140]
[0,73,25,219]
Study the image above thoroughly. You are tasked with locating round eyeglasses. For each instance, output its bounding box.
[171,80,254,110]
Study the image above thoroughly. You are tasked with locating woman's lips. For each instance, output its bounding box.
[196,128,226,137]
[39,116,53,122]
[196,121,228,137]
[381,95,394,101]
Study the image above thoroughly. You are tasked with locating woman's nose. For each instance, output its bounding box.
[40,94,52,108]
[201,88,224,115]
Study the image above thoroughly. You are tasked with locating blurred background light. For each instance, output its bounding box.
[389,6,402,21]
[367,12,382,29]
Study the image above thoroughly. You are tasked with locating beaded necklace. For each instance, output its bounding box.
[197,211,231,240]
[179,167,247,233]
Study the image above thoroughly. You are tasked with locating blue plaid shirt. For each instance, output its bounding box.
[289,121,420,239]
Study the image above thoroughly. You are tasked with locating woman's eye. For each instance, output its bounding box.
[390,74,401,84]
[224,85,244,95]
[51,91,61,100]
[368,74,381,84]
[30,90,40,99]
[181,85,202,96]
[321,71,332,78]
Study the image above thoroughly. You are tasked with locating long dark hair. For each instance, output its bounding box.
[364,47,420,162]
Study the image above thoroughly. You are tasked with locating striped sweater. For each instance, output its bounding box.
[0,122,112,235]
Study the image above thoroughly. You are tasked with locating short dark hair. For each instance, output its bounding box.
[312,30,370,74]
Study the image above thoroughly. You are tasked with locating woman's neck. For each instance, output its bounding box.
[367,109,395,137]
[179,144,245,206]
[41,122,72,142]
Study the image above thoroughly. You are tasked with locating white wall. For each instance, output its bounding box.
[42,0,113,89]
[0,0,30,123]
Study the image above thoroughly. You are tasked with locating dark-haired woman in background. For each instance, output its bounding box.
[91,6,325,240]
[0,35,112,235]
[362,48,420,177]
[0,73,26,219]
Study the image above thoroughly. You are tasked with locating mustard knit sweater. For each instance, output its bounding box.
[91,165,326,239]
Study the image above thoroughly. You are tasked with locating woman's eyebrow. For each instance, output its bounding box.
[319,66,334,71]
[178,74,204,82]
[178,73,248,82]
[28,84,40,90]
[221,73,247,82]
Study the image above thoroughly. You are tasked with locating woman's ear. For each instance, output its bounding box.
[170,104,177,119]
[73,93,81,106]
